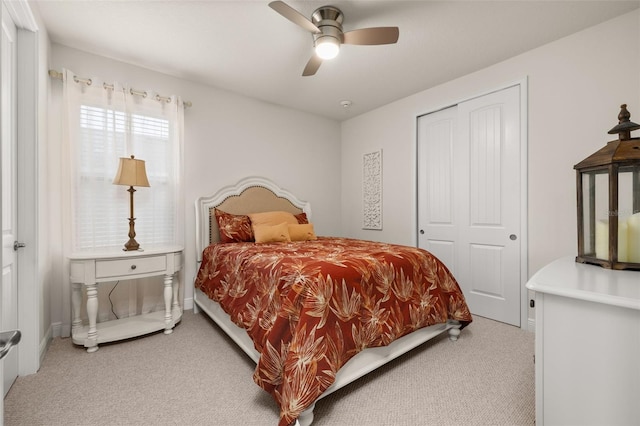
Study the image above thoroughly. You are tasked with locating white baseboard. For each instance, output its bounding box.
[51,321,62,338]
[54,321,72,338]
[184,297,193,311]
[527,318,535,332]
[39,323,54,369]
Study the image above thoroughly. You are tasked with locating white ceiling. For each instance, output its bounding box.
[33,0,639,121]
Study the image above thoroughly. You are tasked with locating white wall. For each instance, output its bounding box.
[340,10,640,320]
[48,44,342,332]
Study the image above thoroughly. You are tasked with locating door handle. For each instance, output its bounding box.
[13,241,26,251]
[509,234,517,241]
[0,330,21,360]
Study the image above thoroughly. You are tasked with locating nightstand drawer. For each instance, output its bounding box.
[95,255,167,278]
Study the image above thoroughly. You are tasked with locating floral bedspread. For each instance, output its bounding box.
[194,237,472,426]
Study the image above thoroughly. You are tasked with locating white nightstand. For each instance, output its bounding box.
[69,245,184,352]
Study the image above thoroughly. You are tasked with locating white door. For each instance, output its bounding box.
[1,0,19,397]
[418,85,522,326]
[417,106,458,269]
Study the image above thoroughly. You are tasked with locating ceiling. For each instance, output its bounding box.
[33,0,639,121]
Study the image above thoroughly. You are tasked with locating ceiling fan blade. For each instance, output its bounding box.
[302,55,322,76]
[342,27,399,45]
[269,1,320,34]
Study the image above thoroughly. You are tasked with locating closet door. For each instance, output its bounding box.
[418,85,522,326]
[417,106,458,269]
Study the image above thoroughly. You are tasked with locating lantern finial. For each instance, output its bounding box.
[607,104,640,140]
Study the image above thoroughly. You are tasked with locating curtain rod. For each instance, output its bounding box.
[48,70,192,108]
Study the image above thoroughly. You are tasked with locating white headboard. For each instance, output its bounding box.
[195,176,312,262]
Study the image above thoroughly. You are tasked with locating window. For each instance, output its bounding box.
[64,72,183,252]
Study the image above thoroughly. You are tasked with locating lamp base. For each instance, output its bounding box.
[123,213,141,251]
[123,238,141,251]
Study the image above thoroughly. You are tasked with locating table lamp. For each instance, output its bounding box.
[113,155,150,251]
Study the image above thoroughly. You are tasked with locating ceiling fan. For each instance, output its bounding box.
[269,1,399,76]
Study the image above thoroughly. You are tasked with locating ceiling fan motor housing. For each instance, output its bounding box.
[311,6,344,46]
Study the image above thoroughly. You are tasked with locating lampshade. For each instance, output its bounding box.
[315,36,340,60]
[113,155,150,187]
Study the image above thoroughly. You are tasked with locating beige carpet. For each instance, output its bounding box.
[4,311,534,425]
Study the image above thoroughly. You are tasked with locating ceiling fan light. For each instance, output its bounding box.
[315,37,340,60]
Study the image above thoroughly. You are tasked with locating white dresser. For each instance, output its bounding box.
[69,245,183,352]
[526,257,640,426]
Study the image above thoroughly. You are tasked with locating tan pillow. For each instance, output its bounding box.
[249,211,299,227]
[253,222,291,243]
[288,224,317,241]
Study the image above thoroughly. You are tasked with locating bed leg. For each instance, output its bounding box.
[295,402,316,426]
[448,327,461,341]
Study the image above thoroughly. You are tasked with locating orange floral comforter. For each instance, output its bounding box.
[195,237,472,426]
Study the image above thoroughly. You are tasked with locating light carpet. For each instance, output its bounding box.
[4,311,534,425]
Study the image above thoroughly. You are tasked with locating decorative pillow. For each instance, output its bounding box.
[248,211,299,227]
[253,222,291,243]
[288,223,317,241]
[214,208,254,243]
[294,212,309,224]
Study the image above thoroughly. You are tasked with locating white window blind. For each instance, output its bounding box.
[75,105,175,250]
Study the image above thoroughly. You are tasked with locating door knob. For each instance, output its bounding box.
[419,230,425,234]
[13,241,25,251]
[0,330,21,360]
[509,234,517,241]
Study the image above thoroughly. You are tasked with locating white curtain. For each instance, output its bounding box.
[61,68,184,322]
[62,69,184,251]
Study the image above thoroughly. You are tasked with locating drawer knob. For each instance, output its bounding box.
[131,264,137,270]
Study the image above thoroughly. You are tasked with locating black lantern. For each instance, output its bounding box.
[574,104,640,270]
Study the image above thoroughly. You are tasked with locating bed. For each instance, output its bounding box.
[193,176,472,426]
